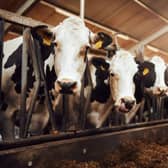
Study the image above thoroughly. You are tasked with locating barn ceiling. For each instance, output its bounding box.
[1,0,168,61]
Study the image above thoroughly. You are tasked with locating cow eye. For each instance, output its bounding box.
[110,73,115,77]
[53,42,57,47]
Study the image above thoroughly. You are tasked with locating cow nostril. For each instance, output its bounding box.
[57,80,77,93]
[125,100,135,110]
[69,81,77,89]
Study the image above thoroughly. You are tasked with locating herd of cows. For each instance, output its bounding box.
[0,16,168,141]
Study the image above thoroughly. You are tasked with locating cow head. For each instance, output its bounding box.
[135,54,168,98]
[109,50,138,113]
[50,17,112,95]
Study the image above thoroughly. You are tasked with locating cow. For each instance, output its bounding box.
[0,16,113,140]
[134,51,168,121]
[49,16,113,130]
[134,55,168,100]
[0,27,57,140]
[88,49,139,127]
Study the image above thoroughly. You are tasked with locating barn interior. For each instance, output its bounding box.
[1,0,168,62]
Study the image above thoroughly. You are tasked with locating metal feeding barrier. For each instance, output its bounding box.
[0,9,168,167]
[0,9,112,140]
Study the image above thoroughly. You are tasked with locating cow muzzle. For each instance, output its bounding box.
[145,87,168,96]
[115,97,136,113]
[55,79,77,94]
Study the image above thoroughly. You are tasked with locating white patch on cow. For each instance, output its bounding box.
[3,37,23,89]
[44,53,55,72]
[3,37,23,60]
[150,56,167,88]
[52,16,90,94]
[109,49,138,106]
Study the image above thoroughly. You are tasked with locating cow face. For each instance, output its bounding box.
[135,56,168,97]
[52,17,112,95]
[109,50,138,113]
[146,56,168,95]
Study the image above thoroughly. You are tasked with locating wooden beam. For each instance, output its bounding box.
[130,0,168,52]
[130,25,168,52]
[134,0,168,24]
[4,0,39,31]
[0,8,52,28]
[42,1,168,56]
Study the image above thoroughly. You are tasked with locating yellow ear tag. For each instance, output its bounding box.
[143,68,149,76]
[43,38,52,46]
[95,40,103,49]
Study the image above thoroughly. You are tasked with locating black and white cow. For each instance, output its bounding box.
[0,16,113,139]
[134,55,168,102]
[0,26,57,140]
[88,49,139,127]
[50,16,113,130]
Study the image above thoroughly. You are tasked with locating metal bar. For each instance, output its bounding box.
[0,8,52,28]
[1,119,168,150]
[139,98,145,122]
[23,35,41,138]
[130,25,168,52]
[42,0,168,55]
[79,49,93,129]
[20,28,30,138]
[1,121,168,167]
[80,0,85,21]
[4,0,39,31]
[34,39,57,132]
[0,18,4,102]
[62,95,70,131]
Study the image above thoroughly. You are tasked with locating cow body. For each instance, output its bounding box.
[0,33,56,140]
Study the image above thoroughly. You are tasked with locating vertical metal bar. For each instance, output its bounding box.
[20,28,29,138]
[23,35,41,138]
[156,96,161,119]
[151,96,156,120]
[139,98,145,122]
[80,0,85,21]
[80,58,92,129]
[34,39,57,132]
[0,18,4,102]
[160,96,165,119]
[62,94,68,131]
[146,95,152,121]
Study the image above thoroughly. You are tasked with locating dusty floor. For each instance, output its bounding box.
[54,141,168,168]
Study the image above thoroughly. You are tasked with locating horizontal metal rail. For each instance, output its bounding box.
[0,120,168,167]
[0,8,52,28]
[0,119,168,150]
[0,9,109,57]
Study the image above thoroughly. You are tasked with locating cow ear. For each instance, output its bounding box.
[90,32,112,49]
[91,57,110,70]
[31,25,54,46]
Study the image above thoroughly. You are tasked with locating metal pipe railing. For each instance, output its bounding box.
[0,18,4,103]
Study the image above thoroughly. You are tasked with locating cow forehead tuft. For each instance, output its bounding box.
[110,49,137,73]
[53,17,90,47]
